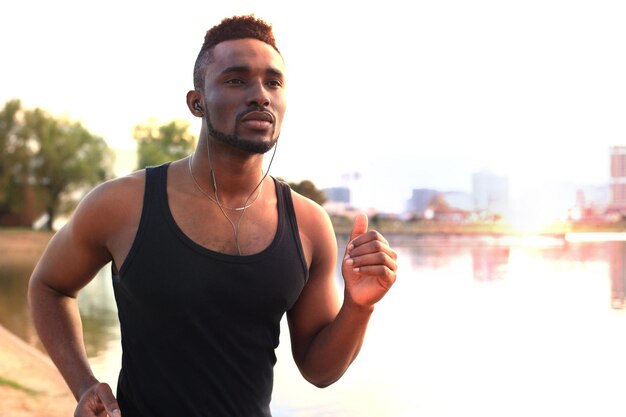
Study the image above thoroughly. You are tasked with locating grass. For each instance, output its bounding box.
[0,375,41,396]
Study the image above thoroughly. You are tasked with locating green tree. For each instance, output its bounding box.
[26,108,115,230]
[288,180,327,206]
[0,100,29,216]
[134,119,196,168]
[0,100,114,230]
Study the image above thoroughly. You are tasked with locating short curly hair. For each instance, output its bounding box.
[193,15,280,90]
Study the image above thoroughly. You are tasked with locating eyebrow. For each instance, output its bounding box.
[219,65,284,78]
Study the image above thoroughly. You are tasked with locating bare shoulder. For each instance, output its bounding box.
[80,170,145,212]
[69,170,146,246]
[288,188,337,267]
[289,188,333,233]
[30,170,147,294]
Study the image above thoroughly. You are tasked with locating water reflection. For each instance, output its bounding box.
[78,266,120,358]
[472,246,510,282]
[4,236,626,416]
[609,241,626,309]
[0,258,41,347]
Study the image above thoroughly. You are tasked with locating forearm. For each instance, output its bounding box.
[296,300,374,388]
[28,280,99,400]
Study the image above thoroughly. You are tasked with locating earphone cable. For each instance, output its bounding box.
[199,110,278,256]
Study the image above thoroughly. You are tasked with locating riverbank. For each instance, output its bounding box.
[0,324,75,417]
[0,229,54,263]
[0,229,76,416]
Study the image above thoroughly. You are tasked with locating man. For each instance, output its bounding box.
[28,15,397,417]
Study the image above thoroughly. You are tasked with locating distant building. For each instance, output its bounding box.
[609,146,626,213]
[322,186,354,217]
[442,191,473,211]
[323,187,350,204]
[404,189,472,222]
[472,170,510,218]
[581,184,610,206]
[574,184,609,216]
[406,188,438,214]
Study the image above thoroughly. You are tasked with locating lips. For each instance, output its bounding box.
[240,111,274,124]
[238,110,275,132]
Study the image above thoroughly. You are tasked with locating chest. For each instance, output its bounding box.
[114,166,309,320]
[115,205,307,323]
[170,188,278,256]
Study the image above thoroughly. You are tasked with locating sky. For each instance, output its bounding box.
[2,0,626,216]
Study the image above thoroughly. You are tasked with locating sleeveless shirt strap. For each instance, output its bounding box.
[276,178,309,280]
[115,164,166,277]
[145,164,163,194]
[145,164,170,214]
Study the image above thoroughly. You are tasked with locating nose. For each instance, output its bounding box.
[246,81,270,108]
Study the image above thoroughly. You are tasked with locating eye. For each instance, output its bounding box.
[225,78,245,85]
[267,79,283,88]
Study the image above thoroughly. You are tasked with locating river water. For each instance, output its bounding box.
[2,234,626,417]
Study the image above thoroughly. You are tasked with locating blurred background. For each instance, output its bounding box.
[1,1,626,416]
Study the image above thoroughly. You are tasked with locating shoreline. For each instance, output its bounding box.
[0,229,54,264]
[0,229,76,416]
[0,324,75,417]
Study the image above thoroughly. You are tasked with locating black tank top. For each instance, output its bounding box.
[112,163,308,417]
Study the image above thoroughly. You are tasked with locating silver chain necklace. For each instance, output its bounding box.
[187,154,263,211]
[189,137,277,256]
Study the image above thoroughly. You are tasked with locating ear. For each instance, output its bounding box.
[186,90,204,118]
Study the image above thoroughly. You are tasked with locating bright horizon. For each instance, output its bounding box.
[2,0,625,220]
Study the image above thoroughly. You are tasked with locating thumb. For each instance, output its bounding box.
[349,212,368,242]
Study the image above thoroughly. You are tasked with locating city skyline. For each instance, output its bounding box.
[334,163,611,223]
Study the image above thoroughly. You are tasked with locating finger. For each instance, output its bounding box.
[350,230,390,251]
[95,383,121,417]
[349,237,396,259]
[349,213,368,243]
[350,251,397,272]
[353,264,397,287]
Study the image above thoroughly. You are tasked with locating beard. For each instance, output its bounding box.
[207,116,279,155]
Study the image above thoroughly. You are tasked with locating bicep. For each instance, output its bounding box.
[31,227,110,297]
[30,194,113,297]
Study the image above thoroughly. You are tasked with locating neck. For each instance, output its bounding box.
[190,140,266,204]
